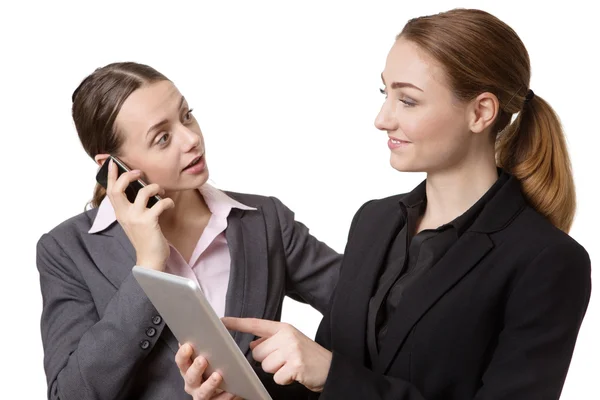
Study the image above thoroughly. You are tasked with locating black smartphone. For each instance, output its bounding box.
[95,156,162,208]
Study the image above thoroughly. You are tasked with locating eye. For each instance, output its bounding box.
[183,108,194,123]
[400,99,416,107]
[156,132,170,145]
[379,88,388,98]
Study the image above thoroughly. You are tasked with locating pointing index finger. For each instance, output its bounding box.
[221,317,282,338]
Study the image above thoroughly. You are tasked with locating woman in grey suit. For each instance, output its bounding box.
[36,62,341,400]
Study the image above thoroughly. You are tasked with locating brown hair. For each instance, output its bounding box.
[71,62,169,209]
[399,9,576,232]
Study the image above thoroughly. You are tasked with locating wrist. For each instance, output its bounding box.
[136,259,166,271]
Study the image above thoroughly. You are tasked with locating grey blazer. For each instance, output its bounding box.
[37,192,341,400]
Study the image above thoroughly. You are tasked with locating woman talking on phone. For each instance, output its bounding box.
[179,8,592,400]
[36,62,340,400]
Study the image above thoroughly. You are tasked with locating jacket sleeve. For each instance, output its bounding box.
[472,240,591,399]
[270,196,342,315]
[313,199,371,350]
[37,233,168,400]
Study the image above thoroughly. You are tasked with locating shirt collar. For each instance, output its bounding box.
[88,184,256,234]
[399,168,510,235]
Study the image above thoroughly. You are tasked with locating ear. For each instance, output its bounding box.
[94,153,110,167]
[468,92,500,134]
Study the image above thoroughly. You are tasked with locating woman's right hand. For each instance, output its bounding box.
[106,159,175,271]
[175,343,243,400]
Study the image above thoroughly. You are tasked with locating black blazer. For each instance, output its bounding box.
[313,175,591,399]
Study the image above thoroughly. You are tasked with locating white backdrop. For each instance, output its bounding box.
[1,1,597,398]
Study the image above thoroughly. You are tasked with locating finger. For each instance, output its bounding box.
[148,197,175,219]
[221,317,282,338]
[212,392,238,400]
[260,349,286,374]
[273,363,295,386]
[109,168,143,209]
[133,183,162,210]
[112,169,142,195]
[184,355,208,388]
[175,343,195,375]
[105,159,127,208]
[249,337,267,350]
[195,372,223,399]
[106,158,117,190]
[251,335,283,363]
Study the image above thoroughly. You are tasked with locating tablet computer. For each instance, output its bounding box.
[132,266,272,400]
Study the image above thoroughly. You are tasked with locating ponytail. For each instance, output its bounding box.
[496,95,576,232]
[87,183,107,210]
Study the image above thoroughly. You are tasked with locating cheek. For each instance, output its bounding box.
[392,107,470,172]
[400,107,466,151]
[134,155,181,187]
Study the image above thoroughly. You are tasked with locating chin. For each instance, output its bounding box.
[175,169,210,190]
[190,171,210,188]
[390,155,419,172]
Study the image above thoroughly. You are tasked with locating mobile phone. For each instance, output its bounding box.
[95,156,162,208]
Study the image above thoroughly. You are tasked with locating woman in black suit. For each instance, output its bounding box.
[178,8,591,399]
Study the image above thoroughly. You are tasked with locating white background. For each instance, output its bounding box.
[1,1,597,398]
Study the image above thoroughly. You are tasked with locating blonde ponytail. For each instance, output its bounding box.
[496,94,576,232]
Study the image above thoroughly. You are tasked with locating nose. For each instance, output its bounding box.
[180,126,202,152]
[374,99,399,132]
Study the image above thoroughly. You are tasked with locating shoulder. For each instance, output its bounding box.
[351,193,408,223]
[38,208,98,251]
[503,205,588,261]
[224,190,280,209]
[224,190,300,220]
[491,205,591,293]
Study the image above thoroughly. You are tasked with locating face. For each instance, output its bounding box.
[101,80,208,192]
[376,38,476,174]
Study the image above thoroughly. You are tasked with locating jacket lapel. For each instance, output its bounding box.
[331,207,405,366]
[374,173,526,373]
[375,230,494,373]
[224,208,268,351]
[82,221,136,289]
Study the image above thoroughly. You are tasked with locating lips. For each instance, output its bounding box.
[388,136,411,144]
[183,155,203,171]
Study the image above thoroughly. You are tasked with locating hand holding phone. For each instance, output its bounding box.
[96,156,161,208]
[97,156,175,271]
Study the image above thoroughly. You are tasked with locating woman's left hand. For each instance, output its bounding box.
[222,317,332,392]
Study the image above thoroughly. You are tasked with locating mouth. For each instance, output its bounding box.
[389,137,411,144]
[182,155,204,171]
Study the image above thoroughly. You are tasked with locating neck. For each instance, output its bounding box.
[422,157,498,227]
[159,188,211,228]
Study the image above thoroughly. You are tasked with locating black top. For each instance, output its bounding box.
[273,171,590,399]
[367,171,510,362]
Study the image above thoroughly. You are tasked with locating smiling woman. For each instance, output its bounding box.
[177,8,591,400]
[36,62,342,400]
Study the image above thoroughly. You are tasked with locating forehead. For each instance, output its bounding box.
[116,80,182,134]
[382,38,448,90]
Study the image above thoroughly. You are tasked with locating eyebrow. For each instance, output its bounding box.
[381,73,423,92]
[146,96,187,137]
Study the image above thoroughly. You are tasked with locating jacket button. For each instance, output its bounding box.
[140,340,150,350]
[146,327,157,337]
[152,315,162,325]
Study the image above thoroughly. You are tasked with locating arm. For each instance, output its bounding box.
[38,234,165,400]
[314,199,372,350]
[270,196,342,314]
[318,241,591,400]
[472,241,591,399]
